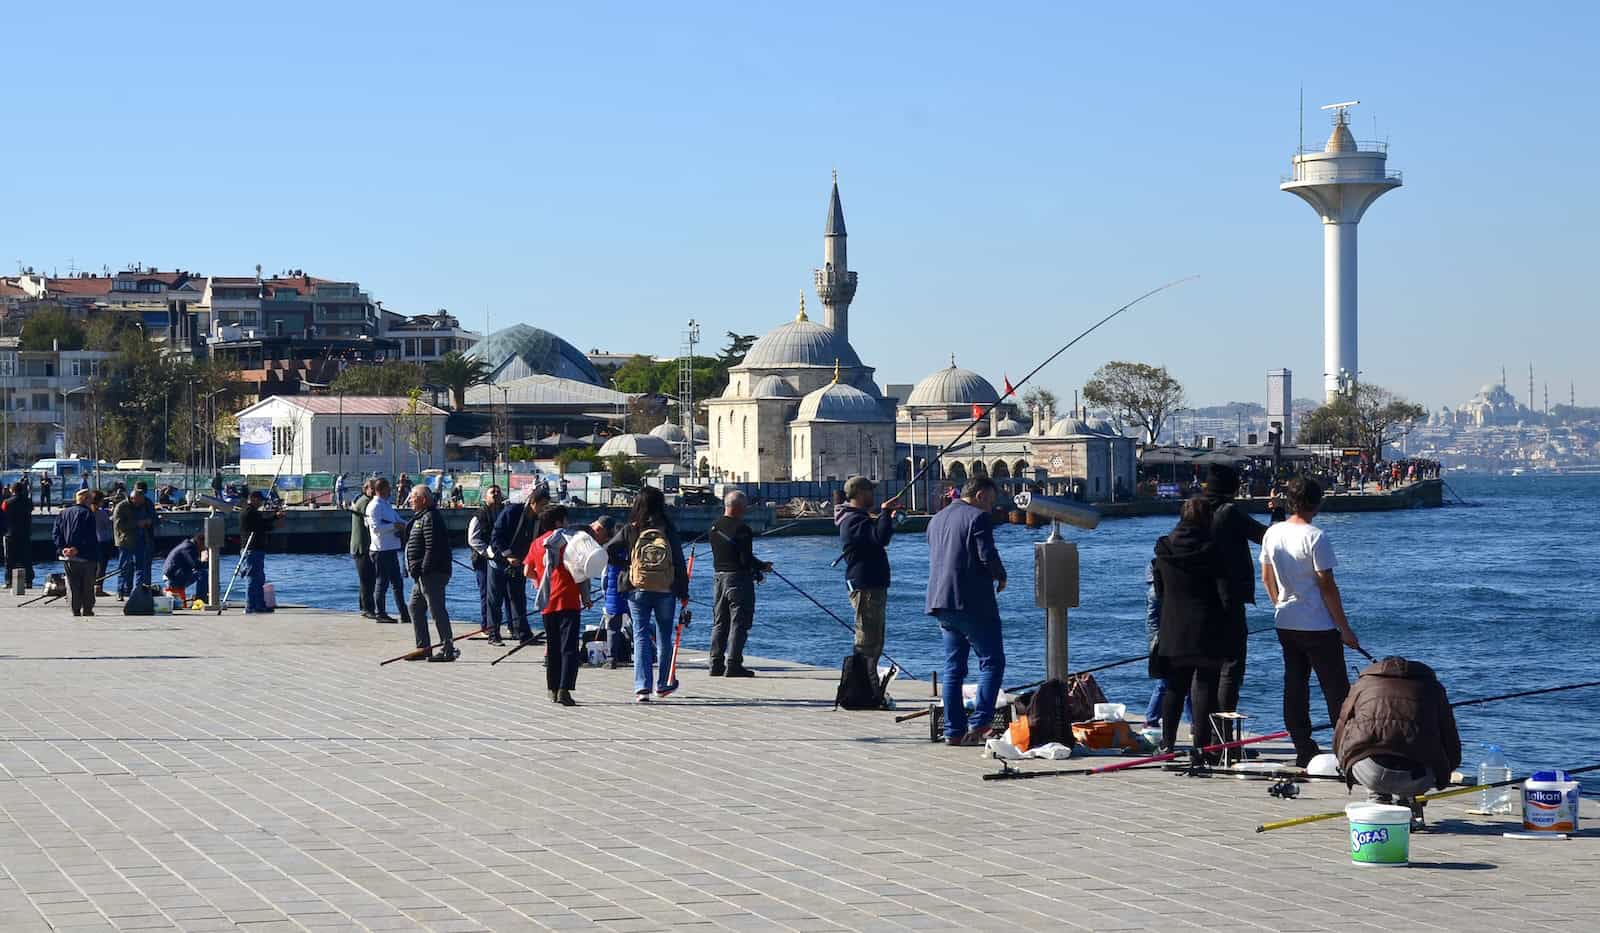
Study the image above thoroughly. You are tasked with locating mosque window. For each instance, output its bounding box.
[742,417,748,449]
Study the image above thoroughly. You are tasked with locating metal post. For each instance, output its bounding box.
[204,509,226,605]
[1032,521,1080,683]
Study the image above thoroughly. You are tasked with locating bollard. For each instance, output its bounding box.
[204,510,227,606]
[11,568,24,595]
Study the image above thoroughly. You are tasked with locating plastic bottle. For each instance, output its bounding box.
[1478,744,1515,815]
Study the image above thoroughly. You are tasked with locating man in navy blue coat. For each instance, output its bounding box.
[52,488,102,616]
[925,476,1007,746]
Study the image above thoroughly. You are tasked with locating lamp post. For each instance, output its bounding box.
[497,385,511,490]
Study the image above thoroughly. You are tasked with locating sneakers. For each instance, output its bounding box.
[361,611,377,620]
[487,635,505,646]
[634,692,651,703]
[427,650,458,662]
[709,660,725,677]
[946,730,988,747]
[655,681,679,698]
[724,665,755,678]
[374,615,399,624]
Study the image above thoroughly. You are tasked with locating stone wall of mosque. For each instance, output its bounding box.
[790,421,897,482]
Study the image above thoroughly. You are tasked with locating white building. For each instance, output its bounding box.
[1267,369,1293,444]
[234,395,448,478]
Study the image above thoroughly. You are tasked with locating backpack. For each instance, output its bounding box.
[124,586,156,616]
[1019,678,1075,748]
[834,652,883,710]
[629,527,675,592]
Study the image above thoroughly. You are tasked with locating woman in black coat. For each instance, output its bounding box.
[3,480,34,587]
[1151,496,1233,760]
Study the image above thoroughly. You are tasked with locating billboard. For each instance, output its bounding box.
[240,417,273,460]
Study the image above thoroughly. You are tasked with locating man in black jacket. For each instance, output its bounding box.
[836,476,897,671]
[1200,464,1269,712]
[52,489,101,616]
[405,486,455,661]
[708,490,771,678]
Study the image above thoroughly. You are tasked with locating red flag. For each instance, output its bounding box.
[971,404,984,420]
[1002,375,1015,398]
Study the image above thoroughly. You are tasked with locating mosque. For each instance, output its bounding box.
[706,177,1136,502]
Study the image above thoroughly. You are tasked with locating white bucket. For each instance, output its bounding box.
[1346,804,1412,867]
[1523,771,1581,833]
[562,532,607,581]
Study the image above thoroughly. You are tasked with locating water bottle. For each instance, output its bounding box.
[1477,744,1515,815]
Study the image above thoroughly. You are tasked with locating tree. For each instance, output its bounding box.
[427,351,491,409]
[401,389,435,473]
[554,445,600,474]
[1301,384,1425,460]
[606,453,644,488]
[717,332,757,367]
[506,444,534,462]
[19,305,85,351]
[331,361,428,397]
[1083,362,1185,444]
[1020,386,1059,420]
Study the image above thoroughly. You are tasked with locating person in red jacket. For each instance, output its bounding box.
[525,506,586,707]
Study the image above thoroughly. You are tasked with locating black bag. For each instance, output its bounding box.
[123,586,156,616]
[1021,678,1075,748]
[834,652,881,710]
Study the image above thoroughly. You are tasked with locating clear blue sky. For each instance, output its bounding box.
[6,2,1595,411]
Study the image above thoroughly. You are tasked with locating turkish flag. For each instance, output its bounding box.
[1002,376,1015,398]
[971,404,985,420]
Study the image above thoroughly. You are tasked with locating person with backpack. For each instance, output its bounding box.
[52,488,100,616]
[835,475,896,673]
[404,485,456,661]
[623,485,688,703]
[708,490,770,678]
[1152,497,1232,761]
[365,477,409,625]
[925,476,1007,746]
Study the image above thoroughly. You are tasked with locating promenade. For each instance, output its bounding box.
[0,603,1593,932]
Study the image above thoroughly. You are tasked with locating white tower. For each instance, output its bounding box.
[1281,101,1401,401]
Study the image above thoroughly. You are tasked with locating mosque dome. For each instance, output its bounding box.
[751,375,799,398]
[993,416,1026,436]
[1084,417,1115,435]
[1048,417,1094,438]
[649,421,687,443]
[797,380,886,423]
[598,433,675,461]
[466,323,603,385]
[905,359,999,408]
[740,295,863,370]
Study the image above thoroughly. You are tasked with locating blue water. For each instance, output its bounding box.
[216,474,1599,790]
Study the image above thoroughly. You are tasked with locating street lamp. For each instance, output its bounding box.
[62,384,97,492]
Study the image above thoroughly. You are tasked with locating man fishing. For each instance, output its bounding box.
[52,488,100,616]
[161,531,208,603]
[112,482,158,600]
[708,490,770,678]
[926,476,1007,747]
[1335,656,1462,830]
[488,484,546,646]
[469,484,506,643]
[239,490,283,614]
[835,475,896,672]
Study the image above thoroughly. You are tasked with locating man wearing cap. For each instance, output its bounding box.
[1200,463,1272,712]
[708,489,771,678]
[112,482,159,599]
[52,488,100,616]
[836,475,897,671]
[488,482,549,645]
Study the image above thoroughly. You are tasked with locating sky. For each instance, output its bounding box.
[4,2,1596,412]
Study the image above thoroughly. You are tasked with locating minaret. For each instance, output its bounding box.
[814,171,858,342]
[1281,101,1401,401]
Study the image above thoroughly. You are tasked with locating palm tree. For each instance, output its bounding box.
[427,351,492,409]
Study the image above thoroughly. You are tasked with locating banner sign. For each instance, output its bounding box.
[239,417,273,460]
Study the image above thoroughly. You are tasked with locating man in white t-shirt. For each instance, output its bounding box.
[1260,477,1363,766]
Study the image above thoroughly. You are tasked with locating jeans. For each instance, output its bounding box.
[936,608,1006,740]
[408,572,453,650]
[118,539,152,598]
[544,609,582,691]
[244,549,267,612]
[849,587,888,667]
[1159,664,1220,754]
[1277,628,1351,765]
[1352,757,1434,804]
[628,591,678,695]
[473,557,490,632]
[64,560,96,615]
[710,571,755,668]
[354,553,376,614]
[371,550,410,623]
[488,561,531,640]
[98,542,115,592]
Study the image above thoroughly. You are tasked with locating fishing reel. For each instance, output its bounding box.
[1268,780,1301,800]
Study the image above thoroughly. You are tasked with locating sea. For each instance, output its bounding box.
[185,474,1600,792]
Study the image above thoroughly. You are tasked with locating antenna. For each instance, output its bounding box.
[1320,100,1360,125]
[1298,84,1304,155]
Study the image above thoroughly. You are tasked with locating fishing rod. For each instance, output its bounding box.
[881,276,1197,510]
[378,629,488,666]
[1449,679,1600,709]
[216,449,293,615]
[19,567,117,609]
[1255,762,1600,833]
[764,565,918,681]
[487,631,548,665]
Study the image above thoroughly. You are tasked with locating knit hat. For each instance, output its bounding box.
[1204,463,1241,497]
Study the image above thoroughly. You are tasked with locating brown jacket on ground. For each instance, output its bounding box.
[1334,657,1462,790]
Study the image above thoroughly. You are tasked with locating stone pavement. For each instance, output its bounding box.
[0,602,1595,932]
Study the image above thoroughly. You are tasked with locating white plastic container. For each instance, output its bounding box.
[562,532,607,581]
[1523,771,1581,833]
[1477,745,1516,815]
[1345,803,1412,867]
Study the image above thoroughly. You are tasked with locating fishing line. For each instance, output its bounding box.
[882,275,1198,508]
[764,565,918,681]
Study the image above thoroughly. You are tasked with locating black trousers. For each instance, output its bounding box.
[544,610,582,692]
[353,553,376,614]
[64,560,96,615]
[1160,663,1221,754]
[1277,628,1351,765]
[1216,601,1248,712]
